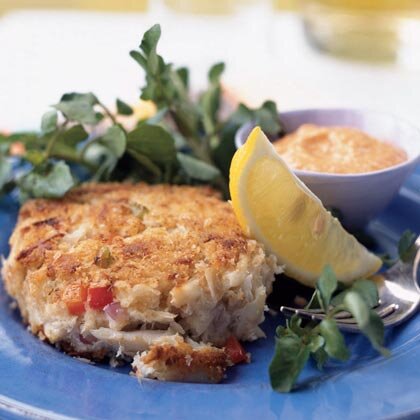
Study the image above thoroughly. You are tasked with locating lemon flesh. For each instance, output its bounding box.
[229,127,382,287]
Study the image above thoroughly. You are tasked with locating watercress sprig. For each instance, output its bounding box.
[0,24,282,201]
[270,265,388,393]
[129,24,283,194]
[380,230,418,266]
[271,229,418,393]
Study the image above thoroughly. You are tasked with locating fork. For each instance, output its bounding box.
[280,236,420,332]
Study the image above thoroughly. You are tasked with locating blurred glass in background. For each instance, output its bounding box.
[0,0,149,13]
[0,0,260,14]
[163,0,258,15]
[300,0,420,66]
[0,0,271,15]
[1,0,419,67]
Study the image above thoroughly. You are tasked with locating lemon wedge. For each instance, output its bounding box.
[229,127,382,287]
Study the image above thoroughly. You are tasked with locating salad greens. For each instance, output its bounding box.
[0,24,282,201]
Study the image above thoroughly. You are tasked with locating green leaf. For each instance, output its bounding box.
[83,126,126,180]
[140,24,161,75]
[61,125,88,146]
[60,92,98,105]
[18,161,75,200]
[24,150,45,166]
[96,112,105,122]
[275,325,287,337]
[343,291,389,355]
[200,63,224,136]
[176,67,189,89]
[305,290,321,309]
[116,99,134,116]
[308,335,325,353]
[378,252,397,268]
[208,62,225,84]
[288,314,303,335]
[54,92,99,125]
[226,103,253,127]
[319,319,350,361]
[316,265,338,311]
[349,279,379,308]
[331,279,379,309]
[0,155,12,190]
[130,50,147,70]
[41,110,58,134]
[140,24,161,56]
[200,85,221,135]
[269,334,310,393]
[177,153,221,181]
[140,81,157,102]
[312,347,329,370]
[83,143,116,181]
[93,157,117,182]
[343,292,370,327]
[214,101,282,180]
[100,125,127,158]
[128,149,162,178]
[0,134,11,154]
[171,102,200,138]
[127,124,176,164]
[169,70,190,102]
[255,101,282,135]
[398,230,417,263]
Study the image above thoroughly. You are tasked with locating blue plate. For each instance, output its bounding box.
[1,167,419,420]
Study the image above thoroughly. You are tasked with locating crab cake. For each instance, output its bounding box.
[1,183,281,382]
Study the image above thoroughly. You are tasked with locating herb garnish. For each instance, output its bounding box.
[379,230,418,267]
[271,230,418,393]
[270,265,388,393]
[0,24,282,201]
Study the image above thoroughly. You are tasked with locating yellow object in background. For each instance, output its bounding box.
[301,0,420,63]
[164,0,234,14]
[164,0,258,15]
[306,0,420,11]
[0,0,148,13]
[272,0,298,10]
[0,0,264,15]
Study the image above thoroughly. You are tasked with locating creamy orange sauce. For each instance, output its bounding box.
[273,124,407,174]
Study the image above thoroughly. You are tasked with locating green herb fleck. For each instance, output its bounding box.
[94,246,114,268]
[116,99,134,116]
[398,230,417,263]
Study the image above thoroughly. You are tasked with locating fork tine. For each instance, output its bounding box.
[280,303,399,325]
[295,308,353,319]
[280,306,374,332]
[376,303,398,318]
[280,306,358,324]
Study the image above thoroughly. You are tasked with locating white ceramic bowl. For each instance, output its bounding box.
[235,109,420,230]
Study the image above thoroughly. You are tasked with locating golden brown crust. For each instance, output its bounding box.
[6,184,246,301]
[2,182,279,375]
[133,338,228,383]
[5,183,249,306]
